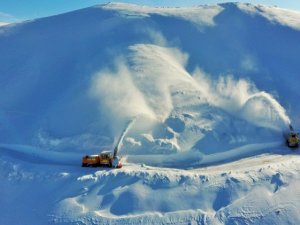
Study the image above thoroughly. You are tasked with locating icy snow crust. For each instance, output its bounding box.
[1,2,300,224]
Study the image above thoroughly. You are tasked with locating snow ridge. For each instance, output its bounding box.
[237,3,300,30]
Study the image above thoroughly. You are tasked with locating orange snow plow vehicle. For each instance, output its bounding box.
[286,125,299,148]
[82,151,122,168]
[82,119,135,168]
[287,132,299,148]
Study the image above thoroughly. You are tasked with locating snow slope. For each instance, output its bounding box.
[0,22,9,27]
[0,2,300,224]
[1,144,300,225]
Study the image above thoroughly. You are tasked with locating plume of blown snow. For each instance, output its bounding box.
[241,92,291,130]
[90,61,156,135]
[90,44,199,140]
[194,69,290,131]
[128,44,196,121]
[91,43,291,140]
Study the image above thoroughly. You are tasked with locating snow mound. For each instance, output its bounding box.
[2,150,300,225]
[1,3,300,224]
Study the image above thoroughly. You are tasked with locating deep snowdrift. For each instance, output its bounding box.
[1,2,300,224]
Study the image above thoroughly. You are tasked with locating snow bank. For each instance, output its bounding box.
[2,144,299,225]
[1,152,295,225]
[100,2,223,27]
[0,144,81,166]
[238,3,300,30]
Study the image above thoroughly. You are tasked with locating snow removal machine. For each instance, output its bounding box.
[82,147,122,168]
[82,119,135,168]
[286,125,299,148]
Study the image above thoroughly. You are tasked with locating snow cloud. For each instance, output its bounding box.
[240,55,259,72]
[90,44,194,137]
[90,44,290,139]
[90,60,156,134]
[142,28,167,46]
[128,44,193,121]
[194,69,291,131]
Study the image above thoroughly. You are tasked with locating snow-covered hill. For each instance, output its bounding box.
[0,22,9,27]
[1,2,300,224]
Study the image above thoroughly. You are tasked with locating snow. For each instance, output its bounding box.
[2,145,300,224]
[237,3,300,30]
[0,22,9,27]
[100,2,223,27]
[1,2,300,224]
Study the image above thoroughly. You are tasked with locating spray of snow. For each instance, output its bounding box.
[90,44,197,132]
[90,61,156,135]
[114,118,136,155]
[194,70,291,131]
[91,44,290,149]
[128,44,194,121]
[241,92,291,130]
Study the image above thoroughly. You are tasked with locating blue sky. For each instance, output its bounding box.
[1,0,300,23]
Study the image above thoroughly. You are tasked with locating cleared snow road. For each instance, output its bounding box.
[1,141,297,170]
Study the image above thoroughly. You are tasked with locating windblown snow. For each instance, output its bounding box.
[0,2,300,225]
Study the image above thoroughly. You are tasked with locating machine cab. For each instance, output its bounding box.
[287,132,299,148]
